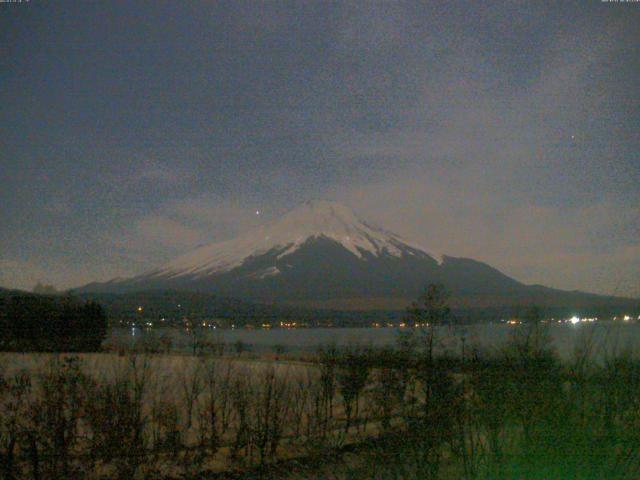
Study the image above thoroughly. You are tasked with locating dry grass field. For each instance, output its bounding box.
[3,323,640,479]
[0,349,395,479]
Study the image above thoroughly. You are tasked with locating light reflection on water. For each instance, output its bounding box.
[111,322,640,360]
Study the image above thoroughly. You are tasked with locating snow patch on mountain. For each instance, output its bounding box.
[149,200,440,279]
[249,266,281,279]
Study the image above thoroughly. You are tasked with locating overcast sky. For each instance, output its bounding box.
[1,1,639,297]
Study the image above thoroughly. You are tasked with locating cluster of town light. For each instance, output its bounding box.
[569,316,595,325]
[566,315,637,325]
[131,305,638,331]
[498,315,639,326]
[279,321,298,328]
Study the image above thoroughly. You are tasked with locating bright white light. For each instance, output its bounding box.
[624,315,631,322]
[569,316,580,325]
[256,210,261,215]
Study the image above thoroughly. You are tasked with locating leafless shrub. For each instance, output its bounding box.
[336,348,370,433]
[83,355,151,480]
[369,348,409,431]
[411,358,460,479]
[234,340,250,357]
[180,360,204,430]
[195,358,234,457]
[159,332,173,354]
[135,331,163,354]
[230,369,253,461]
[31,356,88,479]
[304,365,344,454]
[252,366,292,466]
[273,344,287,360]
[151,400,181,456]
[0,369,32,479]
[318,345,338,422]
[289,372,312,438]
[466,350,513,479]
[198,339,225,357]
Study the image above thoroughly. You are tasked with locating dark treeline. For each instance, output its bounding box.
[0,293,107,352]
[78,289,636,328]
[79,290,402,327]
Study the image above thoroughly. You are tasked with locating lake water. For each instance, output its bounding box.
[111,321,640,360]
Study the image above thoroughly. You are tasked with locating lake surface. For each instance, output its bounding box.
[111,321,640,360]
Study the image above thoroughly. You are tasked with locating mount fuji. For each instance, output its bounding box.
[79,201,636,311]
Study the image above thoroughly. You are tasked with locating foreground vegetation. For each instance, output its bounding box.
[1,285,638,479]
[1,321,640,479]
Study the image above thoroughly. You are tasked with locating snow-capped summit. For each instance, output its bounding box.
[78,200,634,311]
[150,200,439,280]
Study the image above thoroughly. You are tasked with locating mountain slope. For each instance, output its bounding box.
[79,201,637,311]
[149,200,439,280]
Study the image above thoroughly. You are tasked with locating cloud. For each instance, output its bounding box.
[2,2,637,297]
[0,258,127,292]
[121,215,205,251]
[310,15,639,297]
[331,2,409,60]
[136,159,187,184]
[328,167,640,297]
[100,195,272,274]
[168,196,264,235]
